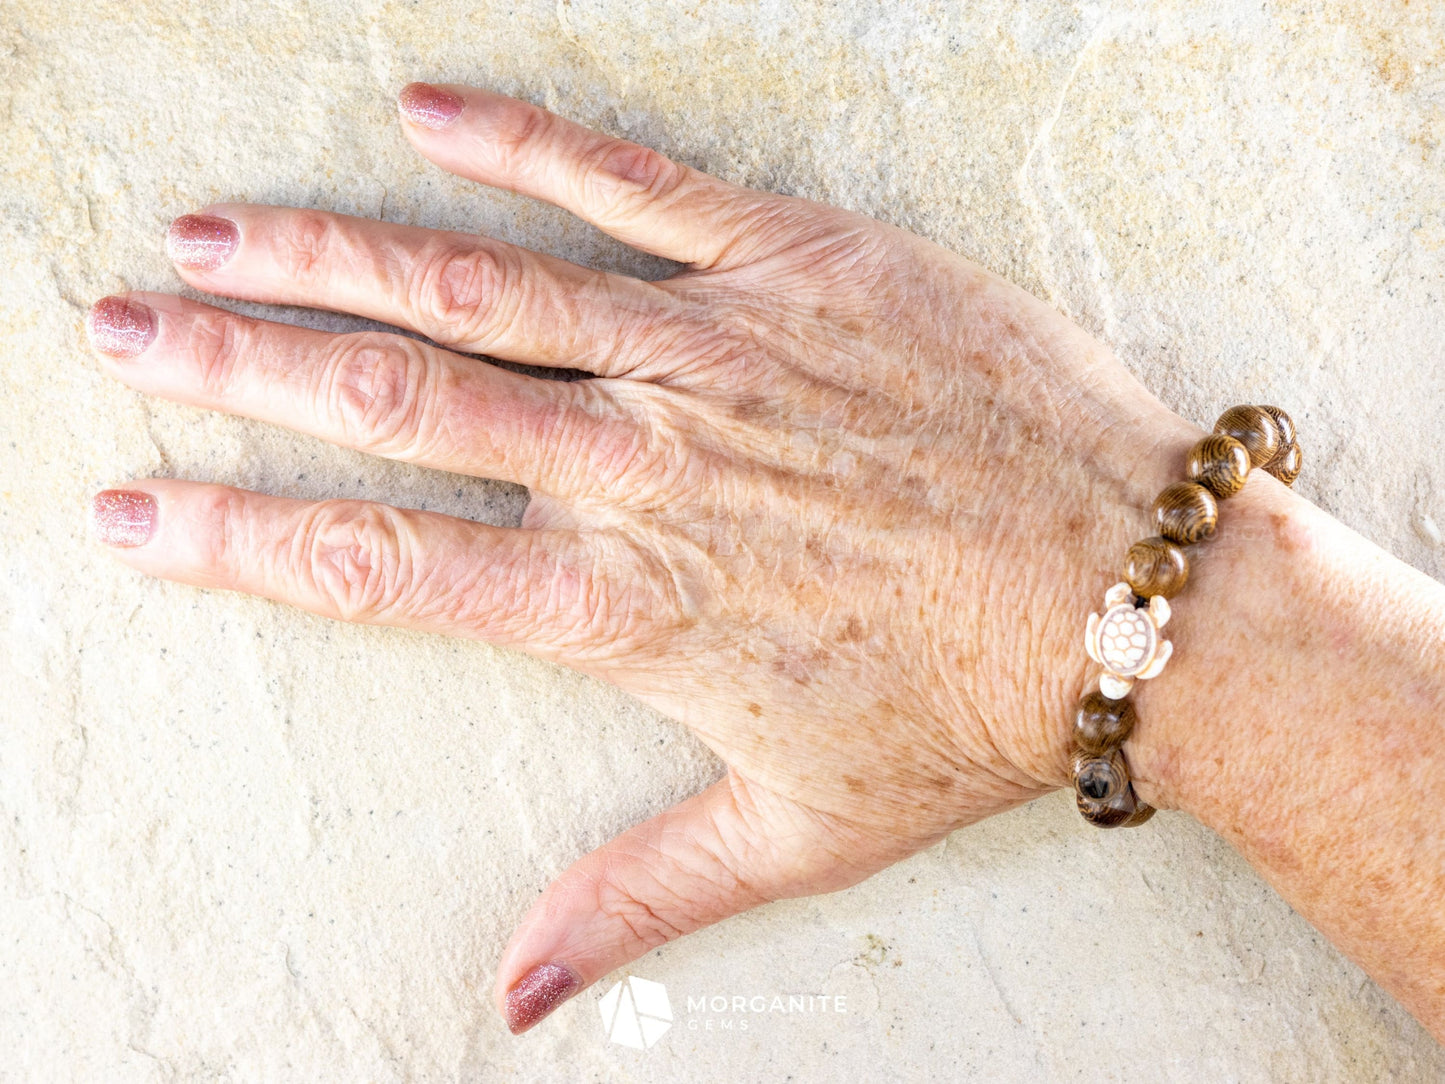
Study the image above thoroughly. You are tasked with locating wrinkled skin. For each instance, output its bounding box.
[89,83,1199,1031]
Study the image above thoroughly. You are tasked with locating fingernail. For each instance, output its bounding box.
[166,213,240,271]
[92,490,158,548]
[398,82,464,130]
[504,962,582,1035]
[87,296,156,358]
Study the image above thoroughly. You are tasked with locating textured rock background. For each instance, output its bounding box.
[3,0,1443,1079]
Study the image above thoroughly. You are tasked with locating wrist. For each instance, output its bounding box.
[1036,406,1319,819]
[1128,472,1445,823]
[987,393,1326,815]
[1123,469,1341,816]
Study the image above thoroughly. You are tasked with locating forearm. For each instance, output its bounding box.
[1126,452,1445,1038]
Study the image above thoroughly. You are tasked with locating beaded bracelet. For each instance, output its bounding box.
[1072,404,1303,828]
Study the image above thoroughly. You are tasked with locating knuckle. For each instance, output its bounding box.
[295,500,411,622]
[458,535,596,651]
[590,824,757,952]
[580,570,672,658]
[585,423,658,497]
[321,334,434,455]
[581,139,686,216]
[584,291,690,377]
[681,318,768,377]
[565,554,636,647]
[568,539,682,658]
[276,211,336,281]
[195,487,250,581]
[481,535,659,659]
[610,411,700,508]
[492,99,556,177]
[538,382,691,507]
[184,312,247,396]
[594,874,688,953]
[525,386,593,491]
[807,221,898,295]
[527,536,604,645]
[471,537,546,639]
[412,240,511,347]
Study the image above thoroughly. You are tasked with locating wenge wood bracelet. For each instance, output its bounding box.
[1072,404,1302,828]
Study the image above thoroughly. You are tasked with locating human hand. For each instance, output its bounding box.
[87,81,1208,1033]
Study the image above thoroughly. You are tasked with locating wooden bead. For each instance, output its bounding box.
[1122,799,1157,828]
[1072,747,1128,804]
[1257,404,1296,448]
[1266,441,1302,486]
[1213,405,1281,469]
[1074,691,1137,753]
[1153,481,1218,545]
[1186,434,1250,499]
[1076,783,1154,829]
[1124,535,1189,598]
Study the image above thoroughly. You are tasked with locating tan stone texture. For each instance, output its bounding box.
[2,1,1443,1078]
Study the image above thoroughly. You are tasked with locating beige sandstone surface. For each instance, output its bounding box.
[2,0,1443,1079]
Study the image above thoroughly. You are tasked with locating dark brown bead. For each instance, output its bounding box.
[1266,441,1302,486]
[1186,433,1250,499]
[1213,405,1281,469]
[1073,691,1137,753]
[1121,799,1156,828]
[1124,535,1189,598]
[1072,747,1128,804]
[1153,481,1218,545]
[1256,404,1296,448]
[1077,783,1155,829]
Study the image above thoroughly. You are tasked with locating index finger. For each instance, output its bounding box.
[396,82,784,271]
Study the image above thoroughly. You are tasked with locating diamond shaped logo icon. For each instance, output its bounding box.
[598,976,673,1049]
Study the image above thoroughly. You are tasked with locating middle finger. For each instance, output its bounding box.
[164,204,685,379]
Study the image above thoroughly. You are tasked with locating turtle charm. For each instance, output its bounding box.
[1084,582,1174,699]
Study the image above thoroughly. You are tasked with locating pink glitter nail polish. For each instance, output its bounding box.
[92,490,157,548]
[87,296,156,358]
[166,213,239,270]
[504,962,582,1035]
[398,82,465,130]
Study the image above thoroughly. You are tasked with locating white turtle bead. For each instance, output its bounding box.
[1099,672,1134,699]
[1096,606,1155,674]
[1103,581,1134,607]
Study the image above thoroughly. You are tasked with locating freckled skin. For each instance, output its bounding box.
[516,218,1193,830]
[90,84,1445,1040]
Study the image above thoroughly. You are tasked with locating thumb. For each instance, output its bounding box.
[494,769,909,1035]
